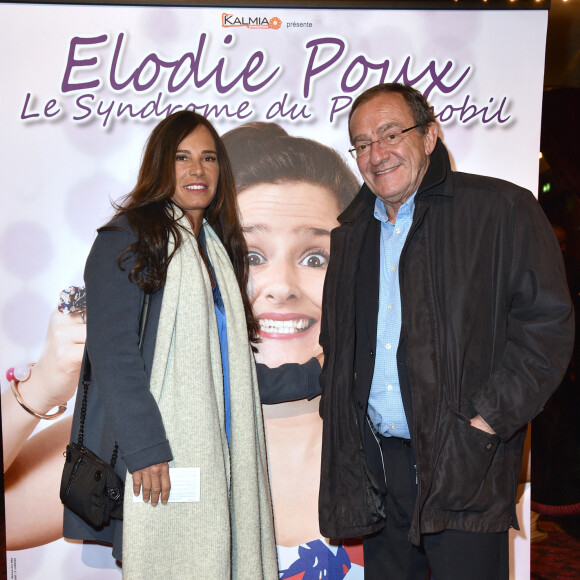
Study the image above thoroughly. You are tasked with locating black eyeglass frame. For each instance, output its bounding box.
[348,123,424,159]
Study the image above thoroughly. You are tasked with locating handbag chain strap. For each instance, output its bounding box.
[76,293,151,467]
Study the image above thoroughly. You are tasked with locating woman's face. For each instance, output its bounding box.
[172,125,220,224]
[238,182,340,367]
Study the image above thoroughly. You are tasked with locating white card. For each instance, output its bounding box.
[132,467,200,503]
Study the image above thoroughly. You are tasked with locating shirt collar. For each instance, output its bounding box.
[373,191,417,225]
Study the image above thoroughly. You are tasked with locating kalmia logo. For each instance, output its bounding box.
[222,13,282,29]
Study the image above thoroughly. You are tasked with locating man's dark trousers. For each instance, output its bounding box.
[363,433,509,580]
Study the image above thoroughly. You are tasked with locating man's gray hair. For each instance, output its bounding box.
[348,83,436,143]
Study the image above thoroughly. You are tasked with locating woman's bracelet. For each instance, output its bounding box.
[7,364,67,420]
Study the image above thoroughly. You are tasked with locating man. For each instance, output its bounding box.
[318,83,574,579]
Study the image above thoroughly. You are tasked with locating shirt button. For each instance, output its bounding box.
[387,385,393,391]
[391,424,396,430]
[386,344,392,350]
[391,265,396,271]
[388,304,393,310]
[395,228,401,234]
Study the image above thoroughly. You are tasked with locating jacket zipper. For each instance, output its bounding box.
[399,204,430,541]
[366,415,387,490]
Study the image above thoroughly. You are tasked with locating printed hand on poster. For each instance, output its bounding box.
[2,289,86,550]
[223,123,364,578]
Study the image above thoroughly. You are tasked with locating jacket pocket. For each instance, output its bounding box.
[432,411,500,512]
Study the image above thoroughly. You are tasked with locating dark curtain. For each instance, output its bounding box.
[541,87,580,197]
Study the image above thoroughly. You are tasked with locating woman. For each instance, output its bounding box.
[62,111,276,578]
[223,123,364,579]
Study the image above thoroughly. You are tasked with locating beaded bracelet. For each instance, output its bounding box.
[7,364,67,420]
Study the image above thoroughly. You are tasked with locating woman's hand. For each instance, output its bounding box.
[132,462,171,506]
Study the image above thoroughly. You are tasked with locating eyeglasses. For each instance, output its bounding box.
[348,124,423,159]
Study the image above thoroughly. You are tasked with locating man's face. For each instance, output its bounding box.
[349,92,438,215]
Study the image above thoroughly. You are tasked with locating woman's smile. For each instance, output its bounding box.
[257,312,316,338]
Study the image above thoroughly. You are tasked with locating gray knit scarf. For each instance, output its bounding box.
[122,217,277,579]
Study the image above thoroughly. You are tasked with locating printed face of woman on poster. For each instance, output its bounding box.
[237,181,338,367]
[223,123,359,368]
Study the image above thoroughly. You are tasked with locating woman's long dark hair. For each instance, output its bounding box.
[103,110,259,343]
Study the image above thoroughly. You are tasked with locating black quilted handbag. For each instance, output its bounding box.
[60,294,150,528]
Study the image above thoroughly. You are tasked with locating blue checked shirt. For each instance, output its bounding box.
[367,194,416,439]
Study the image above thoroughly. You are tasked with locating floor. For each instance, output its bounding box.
[531,514,580,579]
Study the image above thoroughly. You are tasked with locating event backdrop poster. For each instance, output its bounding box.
[0,4,545,579]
